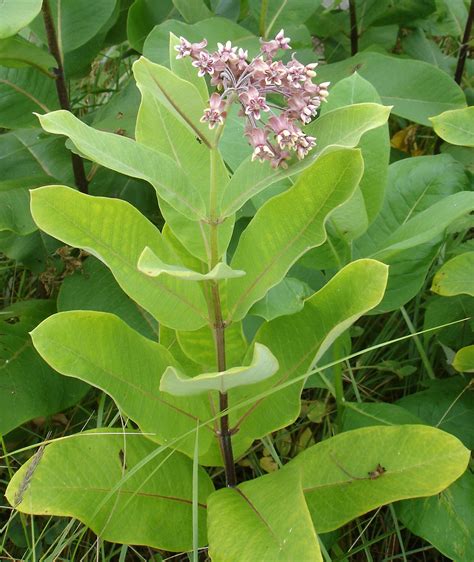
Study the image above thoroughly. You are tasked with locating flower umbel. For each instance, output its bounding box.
[175,30,329,168]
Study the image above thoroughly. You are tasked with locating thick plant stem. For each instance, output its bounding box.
[349,0,358,56]
[454,0,474,85]
[209,148,237,487]
[41,0,88,194]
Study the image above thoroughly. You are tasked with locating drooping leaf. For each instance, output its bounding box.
[431,252,474,297]
[431,107,474,147]
[37,110,206,221]
[0,300,88,435]
[30,311,218,462]
[228,259,388,455]
[316,52,466,126]
[138,246,245,280]
[6,429,215,552]
[292,425,469,532]
[249,277,313,321]
[30,186,209,330]
[0,0,42,39]
[397,470,474,562]
[207,467,322,562]
[220,102,390,217]
[160,343,279,396]
[226,148,364,322]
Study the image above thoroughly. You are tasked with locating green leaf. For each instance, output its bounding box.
[172,0,212,23]
[58,257,158,341]
[0,0,42,39]
[207,467,322,562]
[160,343,279,396]
[322,73,390,226]
[226,148,364,322]
[396,377,474,449]
[144,18,259,66]
[432,252,474,296]
[292,425,469,533]
[30,186,209,330]
[31,311,218,462]
[397,470,474,562]
[248,0,318,37]
[127,0,175,52]
[0,300,88,435]
[229,259,388,455]
[6,429,214,552]
[341,402,423,431]
[0,67,59,128]
[430,107,474,147]
[37,110,206,221]
[249,277,313,321]
[355,154,470,312]
[0,36,55,73]
[317,52,466,126]
[29,0,117,54]
[133,54,233,261]
[169,32,208,102]
[221,103,390,217]
[453,346,474,373]
[133,57,217,149]
[138,247,245,280]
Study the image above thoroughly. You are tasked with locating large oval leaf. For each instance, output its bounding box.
[0,0,42,39]
[226,148,364,322]
[431,252,474,296]
[430,107,474,147]
[30,186,209,330]
[6,430,214,552]
[292,425,469,532]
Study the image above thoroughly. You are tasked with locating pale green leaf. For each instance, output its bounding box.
[0,0,42,39]
[30,311,218,462]
[138,246,245,280]
[228,259,388,455]
[226,148,364,322]
[220,103,390,217]
[30,186,209,330]
[208,467,322,562]
[431,252,474,296]
[453,345,474,373]
[133,57,217,149]
[430,106,474,147]
[292,425,470,532]
[6,429,214,552]
[160,343,279,396]
[37,110,206,221]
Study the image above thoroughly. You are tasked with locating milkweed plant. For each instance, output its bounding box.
[5,28,470,562]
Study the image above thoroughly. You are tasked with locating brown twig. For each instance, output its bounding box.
[41,0,88,194]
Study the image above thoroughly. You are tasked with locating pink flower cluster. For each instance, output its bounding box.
[175,30,329,168]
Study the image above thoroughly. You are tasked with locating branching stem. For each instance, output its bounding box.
[41,0,88,194]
